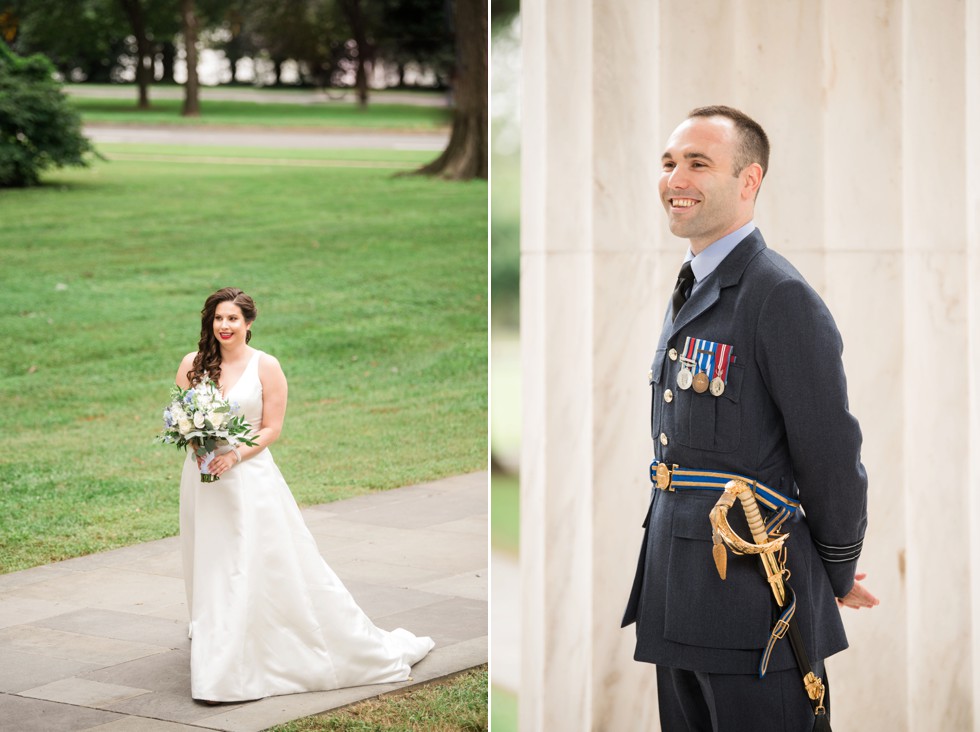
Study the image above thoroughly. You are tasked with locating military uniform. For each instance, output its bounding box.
[622,229,867,727]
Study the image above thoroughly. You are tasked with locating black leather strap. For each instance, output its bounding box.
[783,590,832,731]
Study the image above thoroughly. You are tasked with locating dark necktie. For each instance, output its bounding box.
[671,261,695,320]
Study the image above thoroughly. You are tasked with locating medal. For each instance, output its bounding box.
[679,336,736,396]
[677,337,699,390]
[692,337,715,395]
[709,341,733,398]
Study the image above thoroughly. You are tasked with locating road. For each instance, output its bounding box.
[84,124,449,151]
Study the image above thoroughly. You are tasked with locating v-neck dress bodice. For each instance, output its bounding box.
[221,349,263,431]
[178,350,433,701]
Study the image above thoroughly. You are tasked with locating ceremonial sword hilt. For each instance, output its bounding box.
[709,479,789,606]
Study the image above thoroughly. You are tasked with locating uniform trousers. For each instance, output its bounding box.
[656,660,829,732]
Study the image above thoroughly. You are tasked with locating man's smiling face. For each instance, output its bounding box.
[659,115,757,253]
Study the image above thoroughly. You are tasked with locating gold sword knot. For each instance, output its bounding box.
[709,480,789,604]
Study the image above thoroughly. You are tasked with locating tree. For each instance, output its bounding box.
[0,8,17,44]
[337,0,371,106]
[376,0,453,88]
[0,44,97,187]
[213,1,258,84]
[246,0,349,88]
[415,0,487,180]
[181,0,200,115]
[117,0,154,108]
[157,39,176,82]
[7,0,130,83]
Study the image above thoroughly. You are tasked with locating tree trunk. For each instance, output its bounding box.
[414,0,487,180]
[226,9,243,84]
[228,53,240,83]
[339,0,370,107]
[181,0,200,116]
[118,0,152,109]
[159,40,176,83]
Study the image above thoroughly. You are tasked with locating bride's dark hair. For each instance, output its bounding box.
[187,287,258,386]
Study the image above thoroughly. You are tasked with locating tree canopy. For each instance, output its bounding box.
[3,0,454,97]
[0,43,96,187]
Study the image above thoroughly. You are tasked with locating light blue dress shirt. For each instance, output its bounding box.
[685,220,757,294]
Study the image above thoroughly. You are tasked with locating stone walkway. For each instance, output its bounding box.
[0,472,487,732]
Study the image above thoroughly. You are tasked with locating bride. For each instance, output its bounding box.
[174,287,434,703]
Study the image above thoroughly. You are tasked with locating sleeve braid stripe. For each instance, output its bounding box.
[813,538,863,563]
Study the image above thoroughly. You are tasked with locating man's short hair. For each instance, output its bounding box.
[688,105,770,180]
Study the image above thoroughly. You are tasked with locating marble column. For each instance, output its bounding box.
[971,0,980,725]
[521,1,980,730]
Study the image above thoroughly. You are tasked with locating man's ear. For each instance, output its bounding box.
[741,162,763,200]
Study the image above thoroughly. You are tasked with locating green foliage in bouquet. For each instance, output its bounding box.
[0,43,98,187]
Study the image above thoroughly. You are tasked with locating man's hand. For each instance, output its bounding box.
[837,572,880,610]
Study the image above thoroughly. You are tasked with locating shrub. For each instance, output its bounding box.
[0,43,96,187]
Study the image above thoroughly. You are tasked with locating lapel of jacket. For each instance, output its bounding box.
[665,229,768,342]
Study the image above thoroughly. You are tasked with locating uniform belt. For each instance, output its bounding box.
[650,460,799,532]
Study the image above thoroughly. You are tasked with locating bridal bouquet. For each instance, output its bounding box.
[157,378,257,482]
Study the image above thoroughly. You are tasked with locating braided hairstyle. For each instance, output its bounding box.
[187,287,257,386]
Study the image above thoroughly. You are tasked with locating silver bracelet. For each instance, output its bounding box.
[231,447,241,464]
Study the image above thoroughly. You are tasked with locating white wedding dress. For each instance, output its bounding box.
[179,350,434,702]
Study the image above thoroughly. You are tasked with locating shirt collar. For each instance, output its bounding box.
[685,220,757,285]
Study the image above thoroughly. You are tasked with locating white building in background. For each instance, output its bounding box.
[520,1,980,730]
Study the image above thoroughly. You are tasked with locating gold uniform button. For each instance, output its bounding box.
[668,348,678,361]
[664,389,673,403]
[659,432,668,446]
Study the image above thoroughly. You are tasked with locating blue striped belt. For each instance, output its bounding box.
[650,460,799,532]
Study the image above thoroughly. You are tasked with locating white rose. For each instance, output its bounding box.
[178,418,193,435]
[193,412,206,429]
[204,411,217,427]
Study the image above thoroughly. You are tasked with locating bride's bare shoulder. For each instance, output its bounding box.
[257,352,286,383]
[256,351,283,371]
[175,352,197,387]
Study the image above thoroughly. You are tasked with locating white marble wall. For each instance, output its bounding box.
[520,1,980,730]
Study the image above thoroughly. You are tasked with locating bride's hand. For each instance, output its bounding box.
[209,452,239,478]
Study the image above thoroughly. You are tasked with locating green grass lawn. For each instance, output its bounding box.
[0,152,487,574]
[490,471,519,554]
[267,666,488,732]
[70,96,451,130]
[490,685,518,732]
[68,83,447,102]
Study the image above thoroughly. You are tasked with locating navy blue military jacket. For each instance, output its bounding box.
[622,229,868,675]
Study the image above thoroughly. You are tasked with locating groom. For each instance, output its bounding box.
[621,106,878,731]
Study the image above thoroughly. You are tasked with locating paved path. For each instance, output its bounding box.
[84,125,448,151]
[0,472,487,732]
[66,85,450,108]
